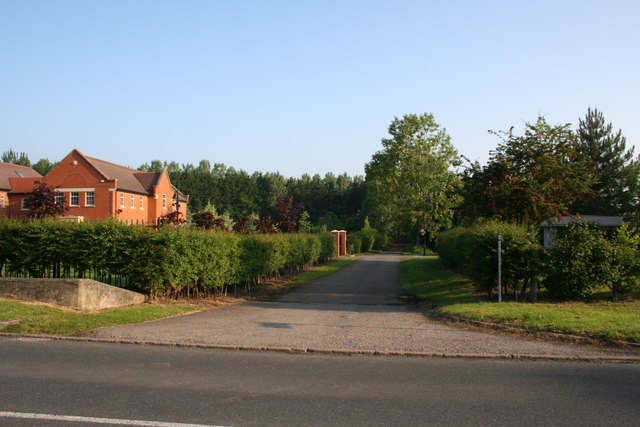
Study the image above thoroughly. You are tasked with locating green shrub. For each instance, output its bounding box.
[0,219,335,296]
[319,232,337,261]
[348,232,363,254]
[359,217,377,252]
[546,221,614,300]
[436,220,541,297]
[373,231,389,250]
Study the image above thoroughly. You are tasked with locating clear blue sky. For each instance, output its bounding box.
[1,0,638,177]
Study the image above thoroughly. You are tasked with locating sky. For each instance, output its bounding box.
[1,0,639,177]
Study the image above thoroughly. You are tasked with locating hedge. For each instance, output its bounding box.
[436,220,640,301]
[0,219,337,297]
[436,221,543,298]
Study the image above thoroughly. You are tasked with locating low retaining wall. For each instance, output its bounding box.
[0,278,147,311]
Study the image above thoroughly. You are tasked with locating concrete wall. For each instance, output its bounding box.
[0,278,147,311]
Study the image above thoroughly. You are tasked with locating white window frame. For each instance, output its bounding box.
[21,197,28,210]
[85,191,95,207]
[0,194,5,208]
[70,192,79,207]
[162,194,167,209]
[120,193,125,208]
[55,192,64,206]
[130,195,135,209]
[139,196,144,210]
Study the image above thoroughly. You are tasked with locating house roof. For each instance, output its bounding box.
[8,177,43,193]
[171,185,188,202]
[80,153,157,195]
[67,150,181,198]
[540,215,624,228]
[0,162,42,191]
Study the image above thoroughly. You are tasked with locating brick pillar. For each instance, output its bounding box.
[339,230,347,256]
[331,230,341,257]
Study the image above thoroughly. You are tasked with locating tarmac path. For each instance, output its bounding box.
[90,252,637,358]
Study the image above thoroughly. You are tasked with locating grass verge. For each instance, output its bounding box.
[0,301,197,335]
[401,256,640,343]
[0,257,358,335]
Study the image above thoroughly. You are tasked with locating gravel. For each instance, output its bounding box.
[89,253,638,358]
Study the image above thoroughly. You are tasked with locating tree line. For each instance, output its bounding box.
[363,108,639,241]
[138,161,367,232]
[2,149,367,232]
[4,106,639,236]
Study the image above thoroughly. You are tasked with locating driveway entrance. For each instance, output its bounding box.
[91,252,632,358]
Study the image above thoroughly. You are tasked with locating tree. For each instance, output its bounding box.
[460,116,595,224]
[2,149,31,166]
[364,113,462,241]
[193,202,234,231]
[24,182,68,219]
[157,211,186,226]
[193,211,227,230]
[32,158,56,175]
[275,194,304,233]
[573,107,640,218]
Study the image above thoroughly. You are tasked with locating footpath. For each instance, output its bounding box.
[89,252,640,361]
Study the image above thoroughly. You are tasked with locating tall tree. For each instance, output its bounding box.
[364,113,462,241]
[460,116,594,224]
[32,158,56,175]
[573,107,639,218]
[2,149,31,166]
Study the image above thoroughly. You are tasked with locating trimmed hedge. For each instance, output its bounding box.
[0,219,337,296]
[436,220,640,301]
[436,221,543,298]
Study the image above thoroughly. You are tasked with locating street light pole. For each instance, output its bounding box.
[173,190,180,213]
[497,232,502,303]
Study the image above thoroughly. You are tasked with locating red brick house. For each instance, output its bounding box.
[4,149,188,224]
[0,162,43,219]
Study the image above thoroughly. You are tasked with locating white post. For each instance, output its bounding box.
[497,233,502,302]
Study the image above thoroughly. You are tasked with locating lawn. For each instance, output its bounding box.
[401,256,640,343]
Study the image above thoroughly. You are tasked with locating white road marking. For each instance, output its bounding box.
[0,411,229,426]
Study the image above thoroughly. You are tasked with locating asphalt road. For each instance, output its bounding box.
[90,253,638,359]
[1,338,640,427]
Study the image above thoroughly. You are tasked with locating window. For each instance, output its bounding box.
[0,194,5,208]
[86,191,95,206]
[21,197,28,210]
[55,193,64,206]
[70,192,79,206]
[139,196,144,210]
[130,195,135,208]
[162,194,167,209]
[120,193,125,208]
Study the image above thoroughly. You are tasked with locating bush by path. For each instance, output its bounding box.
[0,219,337,297]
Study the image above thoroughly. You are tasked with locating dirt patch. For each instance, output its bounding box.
[149,272,310,309]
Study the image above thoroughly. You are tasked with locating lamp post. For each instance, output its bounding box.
[173,190,180,213]
[497,232,502,303]
[422,192,433,257]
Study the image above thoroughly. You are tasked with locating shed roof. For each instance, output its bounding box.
[540,215,624,228]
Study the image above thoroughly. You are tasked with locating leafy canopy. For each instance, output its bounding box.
[25,182,68,219]
[364,113,462,240]
[460,116,595,223]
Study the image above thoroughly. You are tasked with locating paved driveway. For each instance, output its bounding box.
[90,252,636,358]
